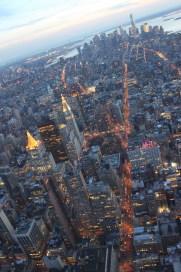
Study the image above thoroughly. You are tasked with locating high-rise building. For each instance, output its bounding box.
[46,95,84,162]
[38,119,68,163]
[88,181,120,236]
[129,14,139,37]
[0,208,17,242]
[141,23,150,33]
[49,161,93,239]
[77,246,118,272]
[62,161,93,238]
[58,123,82,162]
[16,219,46,259]
[61,95,83,146]
[43,175,76,247]
[25,131,78,247]
[66,95,86,130]
[26,131,56,176]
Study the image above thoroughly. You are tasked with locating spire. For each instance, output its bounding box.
[26,131,39,150]
[61,95,70,113]
[130,14,136,28]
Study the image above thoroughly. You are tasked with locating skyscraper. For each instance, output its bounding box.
[38,119,68,163]
[62,161,93,238]
[16,219,45,259]
[88,181,120,236]
[0,208,17,243]
[43,175,76,247]
[61,95,83,146]
[129,14,139,37]
[58,123,82,162]
[26,130,56,176]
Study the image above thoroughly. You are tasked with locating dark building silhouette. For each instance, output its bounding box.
[38,120,68,163]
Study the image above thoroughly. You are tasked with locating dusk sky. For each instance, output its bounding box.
[0,0,180,65]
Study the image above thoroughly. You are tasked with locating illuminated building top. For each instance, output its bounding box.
[26,131,39,150]
[61,95,70,113]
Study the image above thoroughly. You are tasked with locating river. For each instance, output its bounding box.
[63,9,181,59]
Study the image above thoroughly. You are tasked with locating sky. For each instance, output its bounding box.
[0,0,180,65]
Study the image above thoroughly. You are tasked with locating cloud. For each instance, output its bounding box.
[0,0,135,42]
[0,0,136,47]
[0,0,179,64]
[0,17,48,31]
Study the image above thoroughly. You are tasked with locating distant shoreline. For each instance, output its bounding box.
[1,5,181,68]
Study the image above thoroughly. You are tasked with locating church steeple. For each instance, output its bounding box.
[26,131,39,151]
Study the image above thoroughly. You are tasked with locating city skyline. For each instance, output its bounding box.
[0,0,180,65]
[0,4,180,271]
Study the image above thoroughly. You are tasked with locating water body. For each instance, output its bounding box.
[137,9,181,32]
[63,9,181,59]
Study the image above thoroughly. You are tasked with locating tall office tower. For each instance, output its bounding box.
[88,181,120,236]
[129,14,139,38]
[130,14,136,29]
[58,123,82,162]
[0,208,17,243]
[41,94,81,162]
[43,174,76,247]
[66,96,86,130]
[78,246,118,272]
[26,131,76,247]
[61,95,83,146]
[38,119,68,163]
[48,95,84,162]
[26,131,56,177]
[16,219,46,259]
[48,95,64,126]
[0,184,18,244]
[62,161,93,238]
[49,162,93,239]
[141,23,150,34]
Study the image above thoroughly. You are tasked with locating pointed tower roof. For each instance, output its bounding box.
[26,131,39,150]
[61,95,70,113]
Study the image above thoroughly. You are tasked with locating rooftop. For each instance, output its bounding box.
[26,131,39,151]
